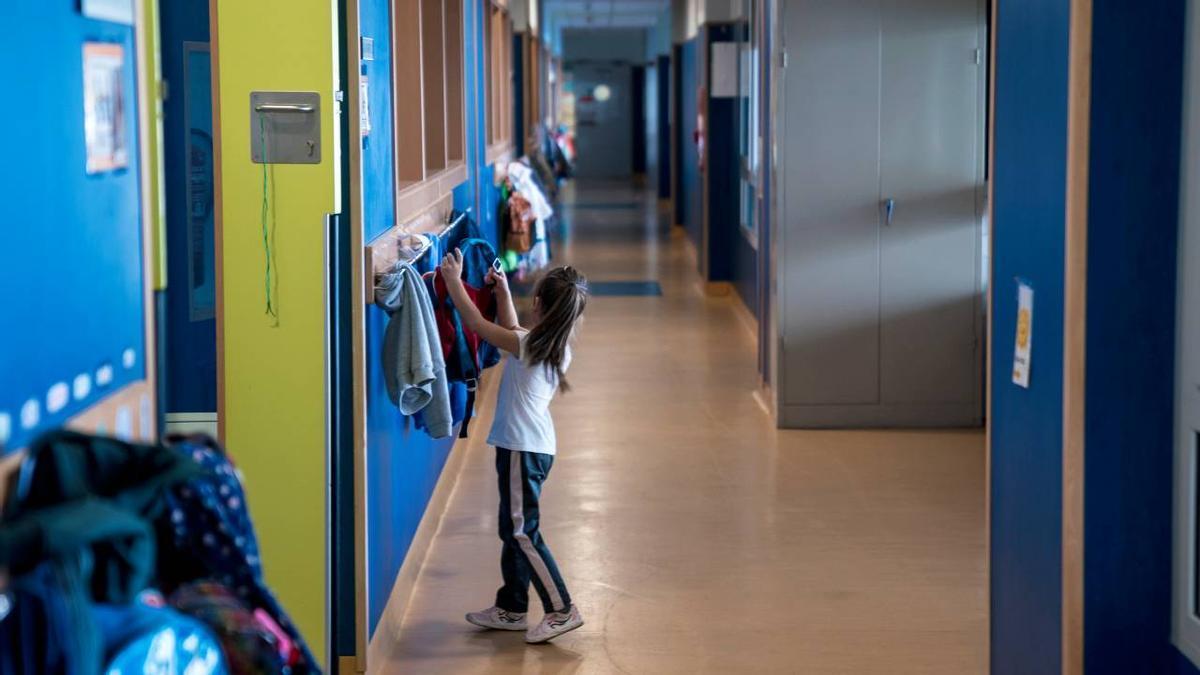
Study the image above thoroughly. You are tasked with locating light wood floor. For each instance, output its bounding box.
[369,181,987,674]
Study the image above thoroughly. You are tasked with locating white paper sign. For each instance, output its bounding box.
[360,76,371,137]
[711,42,738,98]
[81,0,134,24]
[1012,281,1034,388]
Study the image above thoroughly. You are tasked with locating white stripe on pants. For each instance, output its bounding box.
[508,451,566,612]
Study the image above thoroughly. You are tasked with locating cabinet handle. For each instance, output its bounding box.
[882,198,895,226]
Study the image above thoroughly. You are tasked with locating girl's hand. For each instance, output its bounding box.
[440,249,464,285]
[486,265,509,294]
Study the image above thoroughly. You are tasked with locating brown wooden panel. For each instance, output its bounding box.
[1062,0,1092,670]
[421,0,447,173]
[501,8,511,144]
[445,0,465,163]
[394,0,426,186]
[68,381,156,443]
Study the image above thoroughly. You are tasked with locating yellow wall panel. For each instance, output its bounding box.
[141,0,167,290]
[212,0,340,664]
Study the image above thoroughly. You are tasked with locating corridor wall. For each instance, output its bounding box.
[675,22,758,318]
[679,38,702,247]
[988,0,1195,672]
[357,0,508,654]
[211,0,340,663]
[731,224,756,313]
[1081,0,1186,671]
[0,2,157,453]
[988,2,1071,672]
[657,53,672,200]
[703,23,740,289]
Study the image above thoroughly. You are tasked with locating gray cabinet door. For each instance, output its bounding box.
[781,0,883,407]
[777,0,984,427]
[878,0,984,409]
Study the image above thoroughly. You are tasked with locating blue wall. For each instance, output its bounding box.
[679,38,702,254]
[361,0,397,243]
[364,305,457,633]
[1083,0,1188,671]
[672,44,684,226]
[989,2,1199,672]
[732,232,756,315]
[711,22,757,314]
[361,0,503,635]
[692,25,755,313]
[704,25,738,289]
[1,2,147,452]
[656,53,671,200]
[988,1,1071,672]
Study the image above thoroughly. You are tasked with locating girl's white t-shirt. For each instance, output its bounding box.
[487,330,570,456]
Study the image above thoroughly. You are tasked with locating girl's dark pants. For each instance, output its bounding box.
[494,447,572,614]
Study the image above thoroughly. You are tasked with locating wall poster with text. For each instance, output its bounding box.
[83,42,128,174]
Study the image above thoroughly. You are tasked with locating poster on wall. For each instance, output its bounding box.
[360,76,371,137]
[560,76,576,133]
[1012,280,1034,388]
[83,42,128,174]
[81,0,135,24]
[184,44,215,321]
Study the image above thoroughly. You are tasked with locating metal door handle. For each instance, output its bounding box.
[882,198,895,226]
[255,103,316,113]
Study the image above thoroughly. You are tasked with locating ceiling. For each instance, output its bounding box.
[545,0,669,28]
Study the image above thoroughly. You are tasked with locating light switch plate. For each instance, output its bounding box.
[250,92,321,164]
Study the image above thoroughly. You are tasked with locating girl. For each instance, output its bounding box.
[438,251,589,644]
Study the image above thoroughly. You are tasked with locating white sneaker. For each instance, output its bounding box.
[465,606,528,631]
[525,605,584,644]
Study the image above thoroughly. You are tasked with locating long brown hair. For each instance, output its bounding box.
[524,266,588,392]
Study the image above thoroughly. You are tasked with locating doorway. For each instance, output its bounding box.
[569,60,635,179]
[160,0,217,437]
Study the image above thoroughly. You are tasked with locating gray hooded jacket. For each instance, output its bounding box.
[374,261,453,438]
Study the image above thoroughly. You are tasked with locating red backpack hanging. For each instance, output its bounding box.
[427,237,502,437]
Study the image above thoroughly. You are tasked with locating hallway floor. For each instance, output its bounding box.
[369,181,987,674]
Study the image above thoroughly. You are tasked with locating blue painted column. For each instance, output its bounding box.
[989,2,1071,673]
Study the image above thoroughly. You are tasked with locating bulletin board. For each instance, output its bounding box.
[0,4,155,453]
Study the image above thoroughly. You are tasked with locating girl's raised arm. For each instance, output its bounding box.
[440,250,522,355]
[488,266,521,330]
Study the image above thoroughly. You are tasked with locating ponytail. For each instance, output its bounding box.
[524,266,588,391]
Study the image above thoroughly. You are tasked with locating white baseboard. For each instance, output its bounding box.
[164,412,218,438]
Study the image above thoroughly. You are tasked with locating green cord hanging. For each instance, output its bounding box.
[259,115,278,324]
